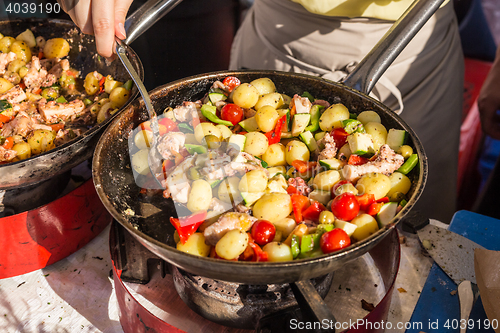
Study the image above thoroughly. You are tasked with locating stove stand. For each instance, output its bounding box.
[110,221,401,333]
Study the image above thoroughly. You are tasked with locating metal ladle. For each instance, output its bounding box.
[115,0,184,188]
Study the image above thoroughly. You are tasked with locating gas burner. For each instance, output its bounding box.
[110,221,401,333]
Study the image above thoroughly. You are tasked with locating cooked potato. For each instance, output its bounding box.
[262,242,293,262]
[96,101,116,124]
[0,36,16,53]
[43,38,70,59]
[386,172,412,197]
[194,122,222,143]
[283,223,308,246]
[250,77,276,96]
[262,143,287,167]
[255,92,284,110]
[253,193,293,223]
[285,140,310,165]
[313,170,341,191]
[215,229,249,260]
[216,124,232,139]
[0,78,14,94]
[244,132,268,156]
[267,166,287,178]
[7,59,26,73]
[134,129,153,149]
[104,77,123,94]
[351,214,379,241]
[319,103,349,131]
[232,83,259,109]
[131,148,150,175]
[218,176,243,203]
[365,122,387,151]
[109,87,130,108]
[239,169,268,193]
[16,29,36,48]
[255,105,280,132]
[9,40,31,62]
[273,218,297,239]
[333,182,358,196]
[27,129,56,155]
[338,143,352,159]
[356,172,391,200]
[84,71,102,95]
[12,142,31,161]
[177,233,211,257]
[357,111,381,125]
[187,179,213,212]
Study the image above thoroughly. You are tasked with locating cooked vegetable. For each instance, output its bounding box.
[177,233,211,257]
[43,38,70,59]
[27,129,56,155]
[187,179,213,212]
[215,229,249,260]
[244,131,269,156]
[239,169,268,193]
[232,83,259,109]
[356,172,392,200]
[319,103,349,131]
[253,193,292,223]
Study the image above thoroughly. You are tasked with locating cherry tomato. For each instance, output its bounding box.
[222,76,241,92]
[220,103,244,126]
[251,220,276,246]
[331,192,360,221]
[320,228,351,254]
[331,128,349,148]
[158,117,178,132]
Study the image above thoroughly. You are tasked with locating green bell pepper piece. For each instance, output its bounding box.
[291,235,300,259]
[304,104,324,132]
[397,154,418,175]
[200,104,233,127]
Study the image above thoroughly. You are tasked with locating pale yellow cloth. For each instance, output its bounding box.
[291,0,450,21]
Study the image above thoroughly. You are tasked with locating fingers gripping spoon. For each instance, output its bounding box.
[115,39,165,189]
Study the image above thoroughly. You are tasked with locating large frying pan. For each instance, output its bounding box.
[93,0,442,285]
[0,0,183,190]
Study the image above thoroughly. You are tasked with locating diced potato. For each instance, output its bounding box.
[187,179,212,212]
[0,78,14,94]
[255,105,280,132]
[218,176,242,203]
[215,229,249,260]
[239,169,268,193]
[0,36,16,53]
[253,193,292,223]
[273,218,297,239]
[177,233,211,257]
[232,83,259,109]
[134,129,153,149]
[386,172,412,197]
[255,92,284,110]
[365,122,387,151]
[131,149,150,175]
[250,77,276,96]
[262,143,287,167]
[109,87,130,108]
[43,38,70,59]
[285,140,310,165]
[10,40,31,62]
[27,129,56,155]
[356,172,391,200]
[7,59,26,73]
[262,242,293,262]
[216,124,232,139]
[244,131,269,156]
[357,111,381,125]
[350,214,379,241]
[84,71,102,95]
[319,103,349,131]
[313,170,341,191]
[194,122,222,143]
[12,142,31,161]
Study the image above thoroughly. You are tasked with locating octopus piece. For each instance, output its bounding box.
[288,177,312,196]
[173,101,202,122]
[23,56,58,92]
[312,99,330,109]
[0,146,17,162]
[211,80,231,93]
[38,98,86,124]
[0,52,16,75]
[165,155,196,204]
[47,59,70,79]
[244,107,257,118]
[1,112,33,137]
[156,131,186,160]
[342,144,404,182]
[0,85,27,104]
[203,212,257,246]
[317,133,337,160]
[290,94,312,114]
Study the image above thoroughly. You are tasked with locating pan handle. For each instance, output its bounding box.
[124,0,184,45]
[342,0,446,95]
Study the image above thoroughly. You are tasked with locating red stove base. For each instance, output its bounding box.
[0,179,112,279]
[110,221,400,333]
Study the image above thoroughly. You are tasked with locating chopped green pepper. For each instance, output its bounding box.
[55,96,67,103]
[291,235,300,259]
[397,153,418,174]
[0,100,12,111]
[301,91,315,103]
[200,104,233,127]
[123,80,133,91]
[304,104,324,132]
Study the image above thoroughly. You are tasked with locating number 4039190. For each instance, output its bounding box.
[5,2,61,14]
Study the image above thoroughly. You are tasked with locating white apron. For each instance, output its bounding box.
[229,0,464,222]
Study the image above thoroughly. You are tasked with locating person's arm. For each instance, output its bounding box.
[58,0,134,58]
[478,47,500,140]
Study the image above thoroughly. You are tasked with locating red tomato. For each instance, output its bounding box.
[331,192,360,221]
[331,128,349,148]
[251,220,276,246]
[320,229,351,254]
[222,76,241,92]
[158,117,179,132]
[220,103,243,126]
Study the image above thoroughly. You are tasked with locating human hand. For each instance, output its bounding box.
[478,48,500,140]
[58,0,134,58]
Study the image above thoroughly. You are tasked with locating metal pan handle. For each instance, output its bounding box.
[124,0,184,45]
[343,0,446,94]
